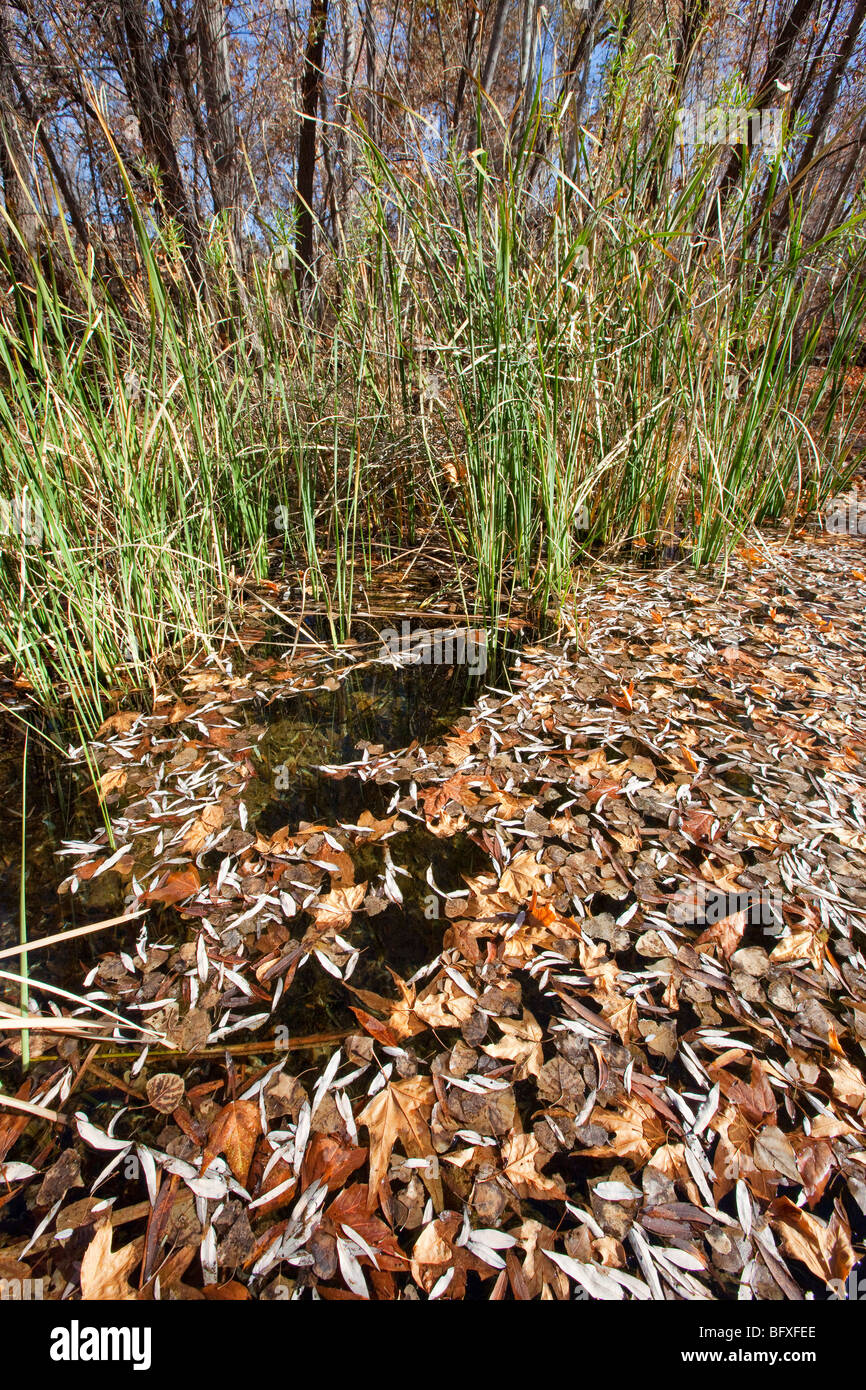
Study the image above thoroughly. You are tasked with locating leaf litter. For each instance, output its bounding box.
[2,532,866,1300]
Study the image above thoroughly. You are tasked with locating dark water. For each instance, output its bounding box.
[0,646,510,1060]
[244,646,500,829]
[0,733,112,958]
[239,654,502,1037]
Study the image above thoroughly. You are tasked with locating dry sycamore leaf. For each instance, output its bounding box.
[598,989,640,1044]
[713,1059,777,1127]
[300,1132,368,1192]
[202,1100,261,1185]
[753,1126,801,1183]
[512,1219,570,1299]
[710,1102,759,1192]
[348,970,427,1041]
[410,1213,490,1296]
[493,894,583,962]
[608,827,641,852]
[796,1140,836,1208]
[500,1134,566,1202]
[311,883,366,929]
[355,810,405,841]
[768,1196,854,1285]
[695,909,747,959]
[581,1096,666,1166]
[830,825,866,852]
[181,803,224,854]
[498,851,550,903]
[80,1219,139,1300]
[357,1076,442,1211]
[349,1006,402,1047]
[95,711,142,738]
[145,865,201,906]
[413,970,476,1028]
[770,930,824,970]
[483,1010,544,1080]
[319,849,356,887]
[382,969,429,1039]
[97,767,127,797]
[825,1057,866,1111]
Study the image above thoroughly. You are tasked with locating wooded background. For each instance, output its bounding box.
[1,0,864,299]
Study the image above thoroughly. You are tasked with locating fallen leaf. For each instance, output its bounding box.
[202,1100,261,1185]
[357,1077,442,1211]
[80,1219,139,1300]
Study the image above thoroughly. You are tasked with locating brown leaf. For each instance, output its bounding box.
[145,865,201,906]
[203,1100,261,1185]
[95,711,142,737]
[753,1126,800,1183]
[768,1196,855,1286]
[696,909,747,959]
[500,1134,567,1201]
[482,1010,544,1080]
[349,1007,401,1047]
[357,1076,442,1211]
[36,1149,83,1207]
[825,1057,866,1112]
[146,1072,186,1114]
[324,1185,406,1271]
[410,1212,491,1296]
[201,1280,251,1300]
[300,1132,368,1192]
[181,803,224,854]
[355,810,405,842]
[97,767,127,797]
[580,1095,667,1167]
[713,1059,777,1127]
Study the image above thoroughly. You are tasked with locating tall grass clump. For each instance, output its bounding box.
[361,63,865,618]
[0,56,864,731]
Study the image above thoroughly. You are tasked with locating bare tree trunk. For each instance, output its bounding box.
[517,0,541,132]
[295,0,329,300]
[0,0,39,277]
[644,0,709,210]
[115,0,203,275]
[481,0,511,93]
[812,133,866,244]
[451,3,480,139]
[475,0,512,149]
[362,0,379,143]
[526,0,604,184]
[336,0,359,234]
[711,0,817,223]
[772,0,866,238]
[195,0,243,267]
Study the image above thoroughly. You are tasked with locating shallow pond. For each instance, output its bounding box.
[0,640,510,1066]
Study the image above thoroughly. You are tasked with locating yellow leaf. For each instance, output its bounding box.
[80,1219,139,1300]
[311,883,366,929]
[97,767,127,797]
[357,1076,442,1211]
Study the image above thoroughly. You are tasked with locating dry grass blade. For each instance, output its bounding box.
[0,1094,64,1123]
[0,909,147,962]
